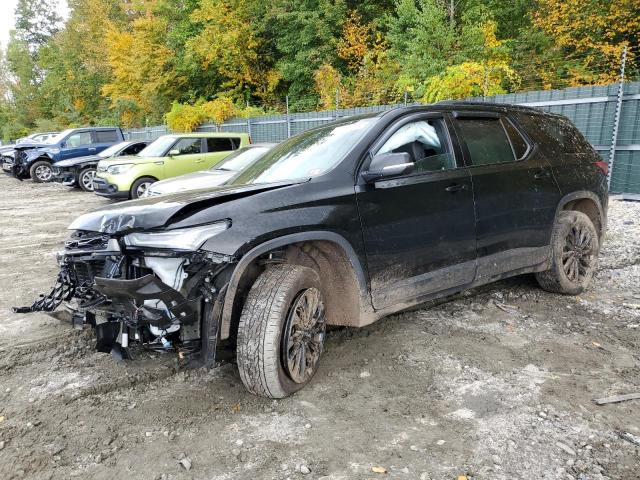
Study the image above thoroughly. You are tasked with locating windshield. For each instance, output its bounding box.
[98,142,128,158]
[229,117,376,185]
[44,134,60,144]
[138,136,176,157]
[213,146,271,172]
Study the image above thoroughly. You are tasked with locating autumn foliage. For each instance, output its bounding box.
[0,0,637,137]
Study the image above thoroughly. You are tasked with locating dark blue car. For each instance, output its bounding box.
[10,127,124,182]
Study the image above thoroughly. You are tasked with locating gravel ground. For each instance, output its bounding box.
[0,175,639,480]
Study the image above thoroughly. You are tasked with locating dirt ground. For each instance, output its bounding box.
[0,174,639,480]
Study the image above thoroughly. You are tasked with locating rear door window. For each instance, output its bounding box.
[94,130,119,143]
[377,117,455,173]
[206,138,234,152]
[455,117,516,166]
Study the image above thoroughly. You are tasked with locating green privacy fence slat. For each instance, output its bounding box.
[123,81,640,194]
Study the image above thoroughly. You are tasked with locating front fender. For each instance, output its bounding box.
[218,231,372,340]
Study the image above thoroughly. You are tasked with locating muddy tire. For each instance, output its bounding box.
[78,167,97,192]
[535,211,599,295]
[130,176,156,199]
[237,264,327,398]
[30,160,53,183]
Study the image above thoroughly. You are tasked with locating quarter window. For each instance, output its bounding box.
[456,118,516,166]
[173,138,202,155]
[206,138,234,152]
[502,118,529,160]
[65,132,92,148]
[378,118,455,172]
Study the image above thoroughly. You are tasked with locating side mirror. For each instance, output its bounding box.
[168,149,180,157]
[362,152,414,183]
[59,141,65,148]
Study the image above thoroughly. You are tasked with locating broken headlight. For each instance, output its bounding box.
[124,221,229,251]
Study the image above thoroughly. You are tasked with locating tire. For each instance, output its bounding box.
[78,167,97,192]
[535,211,599,295]
[130,176,156,199]
[237,264,327,398]
[30,160,53,183]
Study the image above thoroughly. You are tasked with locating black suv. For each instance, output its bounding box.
[16,103,608,398]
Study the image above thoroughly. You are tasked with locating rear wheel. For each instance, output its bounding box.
[130,176,156,199]
[78,167,97,192]
[30,160,53,183]
[535,211,599,295]
[237,264,327,398]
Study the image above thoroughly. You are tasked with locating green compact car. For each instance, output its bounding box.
[93,133,250,199]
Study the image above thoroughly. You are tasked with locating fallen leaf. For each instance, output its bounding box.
[231,403,241,413]
[0,416,4,423]
[457,476,468,480]
[371,466,387,474]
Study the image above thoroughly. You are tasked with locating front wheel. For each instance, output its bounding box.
[237,264,327,398]
[535,211,599,295]
[30,160,53,183]
[130,176,156,199]
[78,167,97,192]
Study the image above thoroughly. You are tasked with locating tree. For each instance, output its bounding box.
[187,0,280,102]
[264,0,347,109]
[14,0,62,53]
[386,0,458,85]
[38,0,127,125]
[532,0,639,85]
[103,11,182,126]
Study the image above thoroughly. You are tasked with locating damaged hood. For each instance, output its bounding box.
[68,180,302,234]
[13,141,50,151]
[147,170,235,196]
[56,155,101,168]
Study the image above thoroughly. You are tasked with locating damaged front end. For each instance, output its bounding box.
[14,224,234,367]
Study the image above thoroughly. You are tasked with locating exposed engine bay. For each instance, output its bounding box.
[15,229,232,366]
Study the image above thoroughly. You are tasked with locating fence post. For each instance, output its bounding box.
[286,95,291,138]
[607,45,627,190]
[404,91,408,106]
[247,117,252,140]
[335,89,340,120]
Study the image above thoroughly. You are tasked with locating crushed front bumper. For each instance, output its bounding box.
[14,231,231,366]
[51,166,77,186]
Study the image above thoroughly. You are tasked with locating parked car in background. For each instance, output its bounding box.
[16,132,59,144]
[52,140,149,192]
[144,143,275,197]
[10,127,124,182]
[0,131,60,166]
[16,104,608,398]
[93,132,250,199]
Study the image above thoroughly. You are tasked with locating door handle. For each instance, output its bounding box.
[195,159,204,163]
[445,183,467,193]
[534,170,551,179]
[88,147,96,151]
[154,161,164,165]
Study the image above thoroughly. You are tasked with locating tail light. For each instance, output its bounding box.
[594,161,609,176]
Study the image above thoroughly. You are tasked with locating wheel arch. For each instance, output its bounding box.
[219,231,373,341]
[555,191,606,243]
